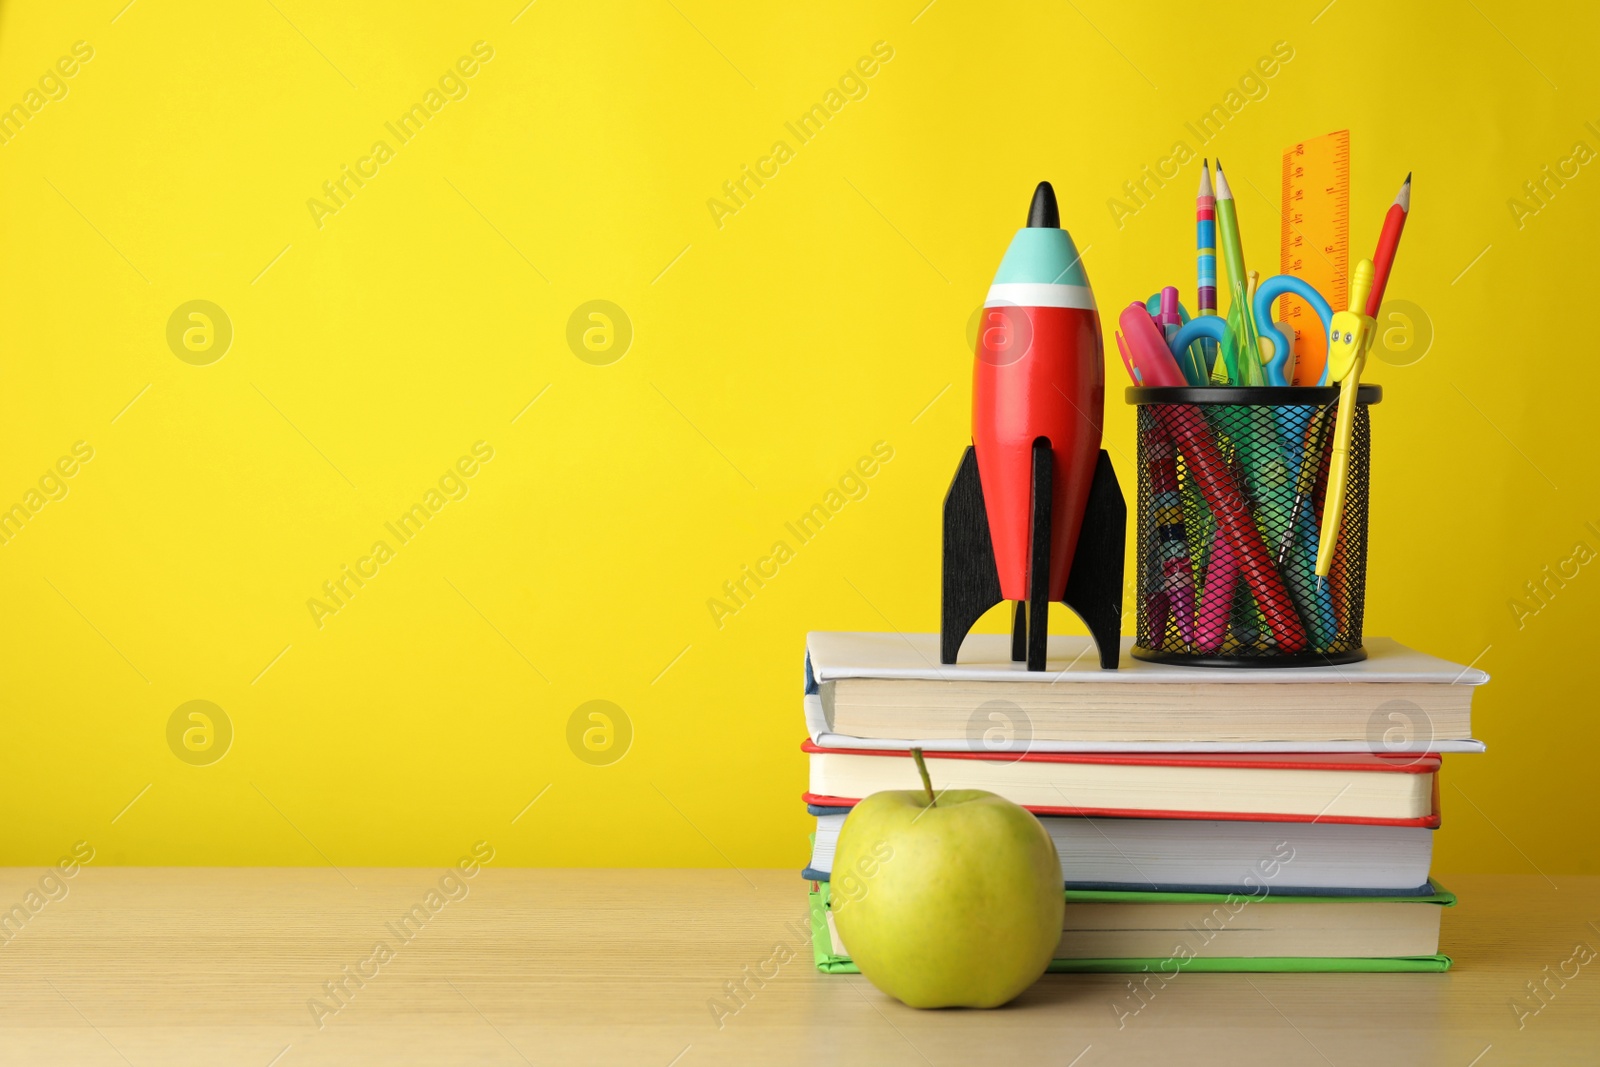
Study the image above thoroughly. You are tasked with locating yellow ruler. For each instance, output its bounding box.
[1279,130,1349,386]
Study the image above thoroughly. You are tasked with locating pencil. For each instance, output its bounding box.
[1364,173,1411,317]
[1214,161,1263,386]
[1197,161,1219,376]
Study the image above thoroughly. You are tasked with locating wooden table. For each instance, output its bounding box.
[0,869,1592,1065]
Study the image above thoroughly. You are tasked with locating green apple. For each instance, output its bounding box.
[829,750,1063,1008]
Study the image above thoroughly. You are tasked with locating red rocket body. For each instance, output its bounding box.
[973,304,1105,602]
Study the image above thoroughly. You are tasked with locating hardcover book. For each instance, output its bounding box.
[804,742,1442,826]
[802,806,1435,895]
[807,880,1455,974]
[805,632,1486,753]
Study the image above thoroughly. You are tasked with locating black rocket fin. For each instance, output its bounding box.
[1010,601,1027,662]
[940,445,1004,664]
[1026,439,1054,671]
[1061,449,1127,669]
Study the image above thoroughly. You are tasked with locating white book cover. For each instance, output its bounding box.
[807,633,1490,687]
[803,633,1487,754]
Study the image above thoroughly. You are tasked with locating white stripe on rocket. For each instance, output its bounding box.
[985,283,1097,310]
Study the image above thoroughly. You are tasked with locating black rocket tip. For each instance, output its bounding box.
[1027,181,1060,228]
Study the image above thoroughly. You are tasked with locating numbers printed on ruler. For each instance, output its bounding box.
[1279,130,1350,385]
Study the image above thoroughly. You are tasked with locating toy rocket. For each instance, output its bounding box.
[941,182,1126,670]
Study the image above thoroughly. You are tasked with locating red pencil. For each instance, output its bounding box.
[1364,173,1410,317]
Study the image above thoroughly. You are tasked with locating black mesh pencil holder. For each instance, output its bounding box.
[1126,385,1382,668]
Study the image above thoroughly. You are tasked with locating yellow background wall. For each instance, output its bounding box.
[1,0,1594,876]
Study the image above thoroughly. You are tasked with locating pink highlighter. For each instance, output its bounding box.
[1118,304,1196,646]
[1116,301,1305,654]
[1118,303,1239,652]
[1195,528,1238,653]
[1117,303,1188,387]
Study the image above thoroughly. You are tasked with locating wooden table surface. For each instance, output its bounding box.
[0,868,1592,1066]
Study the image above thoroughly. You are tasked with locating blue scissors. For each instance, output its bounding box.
[1162,278,1335,387]
[1166,316,1234,385]
[1251,276,1334,386]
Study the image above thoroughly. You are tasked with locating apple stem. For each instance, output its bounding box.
[911,747,937,808]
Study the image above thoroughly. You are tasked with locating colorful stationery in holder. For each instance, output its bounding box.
[1110,142,1408,666]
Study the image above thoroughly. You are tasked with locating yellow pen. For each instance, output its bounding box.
[1315,258,1376,578]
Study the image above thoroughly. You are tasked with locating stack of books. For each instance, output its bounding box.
[801,631,1486,974]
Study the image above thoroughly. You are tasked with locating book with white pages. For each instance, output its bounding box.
[804,632,1487,753]
[802,805,1435,895]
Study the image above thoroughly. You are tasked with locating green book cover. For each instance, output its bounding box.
[807,881,1454,975]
